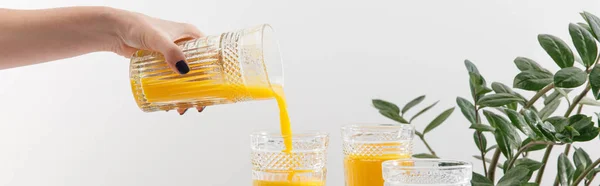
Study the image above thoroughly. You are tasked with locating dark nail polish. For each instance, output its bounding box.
[175,60,190,74]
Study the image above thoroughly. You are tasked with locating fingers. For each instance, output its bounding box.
[176,106,206,115]
[181,23,205,38]
[150,35,190,74]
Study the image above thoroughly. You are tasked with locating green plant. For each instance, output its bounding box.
[373,11,600,186]
[372,96,455,159]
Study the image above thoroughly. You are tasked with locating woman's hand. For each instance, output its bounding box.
[106,9,204,74]
[0,6,206,114]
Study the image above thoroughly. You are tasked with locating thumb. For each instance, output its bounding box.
[149,35,189,74]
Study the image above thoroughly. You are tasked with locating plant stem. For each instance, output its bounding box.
[565,84,591,117]
[474,106,488,177]
[506,141,563,170]
[572,158,600,186]
[524,84,555,109]
[585,172,598,186]
[576,104,584,115]
[488,148,501,182]
[416,133,436,156]
[536,145,554,184]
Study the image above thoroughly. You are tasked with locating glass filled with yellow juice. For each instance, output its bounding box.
[382,159,472,186]
[341,124,414,186]
[250,131,329,186]
[129,24,283,112]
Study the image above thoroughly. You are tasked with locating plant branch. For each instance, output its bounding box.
[572,158,600,186]
[564,84,591,117]
[524,84,555,109]
[585,172,598,186]
[474,106,488,177]
[488,148,501,182]
[416,133,436,156]
[506,141,563,170]
[536,145,554,184]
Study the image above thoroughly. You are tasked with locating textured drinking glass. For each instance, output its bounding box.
[342,124,415,186]
[130,24,283,112]
[382,159,472,186]
[250,132,329,186]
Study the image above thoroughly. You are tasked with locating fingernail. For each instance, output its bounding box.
[175,60,190,74]
[178,108,189,115]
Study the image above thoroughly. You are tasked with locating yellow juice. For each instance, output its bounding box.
[343,143,411,186]
[253,180,324,186]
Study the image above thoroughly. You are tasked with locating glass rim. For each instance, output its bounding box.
[382,159,472,170]
[250,131,329,138]
[341,123,415,130]
[256,23,284,87]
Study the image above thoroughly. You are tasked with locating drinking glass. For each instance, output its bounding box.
[250,131,329,186]
[130,24,283,112]
[382,159,472,186]
[341,124,415,186]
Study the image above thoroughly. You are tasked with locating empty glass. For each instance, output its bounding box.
[382,159,472,186]
[341,124,415,186]
[250,131,329,186]
[130,24,283,112]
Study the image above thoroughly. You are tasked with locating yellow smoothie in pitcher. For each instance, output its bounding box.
[253,180,324,186]
[344,143,411,186]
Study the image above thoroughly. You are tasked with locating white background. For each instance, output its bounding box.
[1,0,600,185]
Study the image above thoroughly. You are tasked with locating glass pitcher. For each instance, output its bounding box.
[129,24,283,112]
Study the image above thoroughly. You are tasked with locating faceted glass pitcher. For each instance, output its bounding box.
[250,132,329,186]
[382,159,472,186]
[341,124,415,186]
[129,24,283,112]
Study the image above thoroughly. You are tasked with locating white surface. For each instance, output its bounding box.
[1,0,600,185]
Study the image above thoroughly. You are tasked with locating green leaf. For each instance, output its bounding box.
[402,95,425,115]
[522,109,547,140]
[484,110,522,148]
[581,11,600,41]
[506,109,538,139]
[558,153,575,185]
[521,138,547,152]
[579,96,600,106]
[522,183,539,186]
[514,158,543,171]
[569,114,593,131]
[573,148,593,170]
[470,123,496,132]
[378,110,409,124]
[465,59,481,74]
[410,101,439,123]
[456,97,477,125]
[577,22,592,33]
[495,130,514,160]
[554,67,587,88]
[539,99,561,120]
[513,70,554,91]
[478,93,524,107]
[573,126,599,142]
[471,72,493,96]
[423,107,455,134]
[538,34,575,68]
[412,153,439,159]
[497,166,532,186]
[514,57,549,72]
[544,88,571,105]
[474,131,487,151]
[373,99,400,113]
[492,82,515,94]
[537,122,558,141]
[569,23,598,67]
[471,172,494,186]
[590,65,600,100]
[546,116,568,133]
